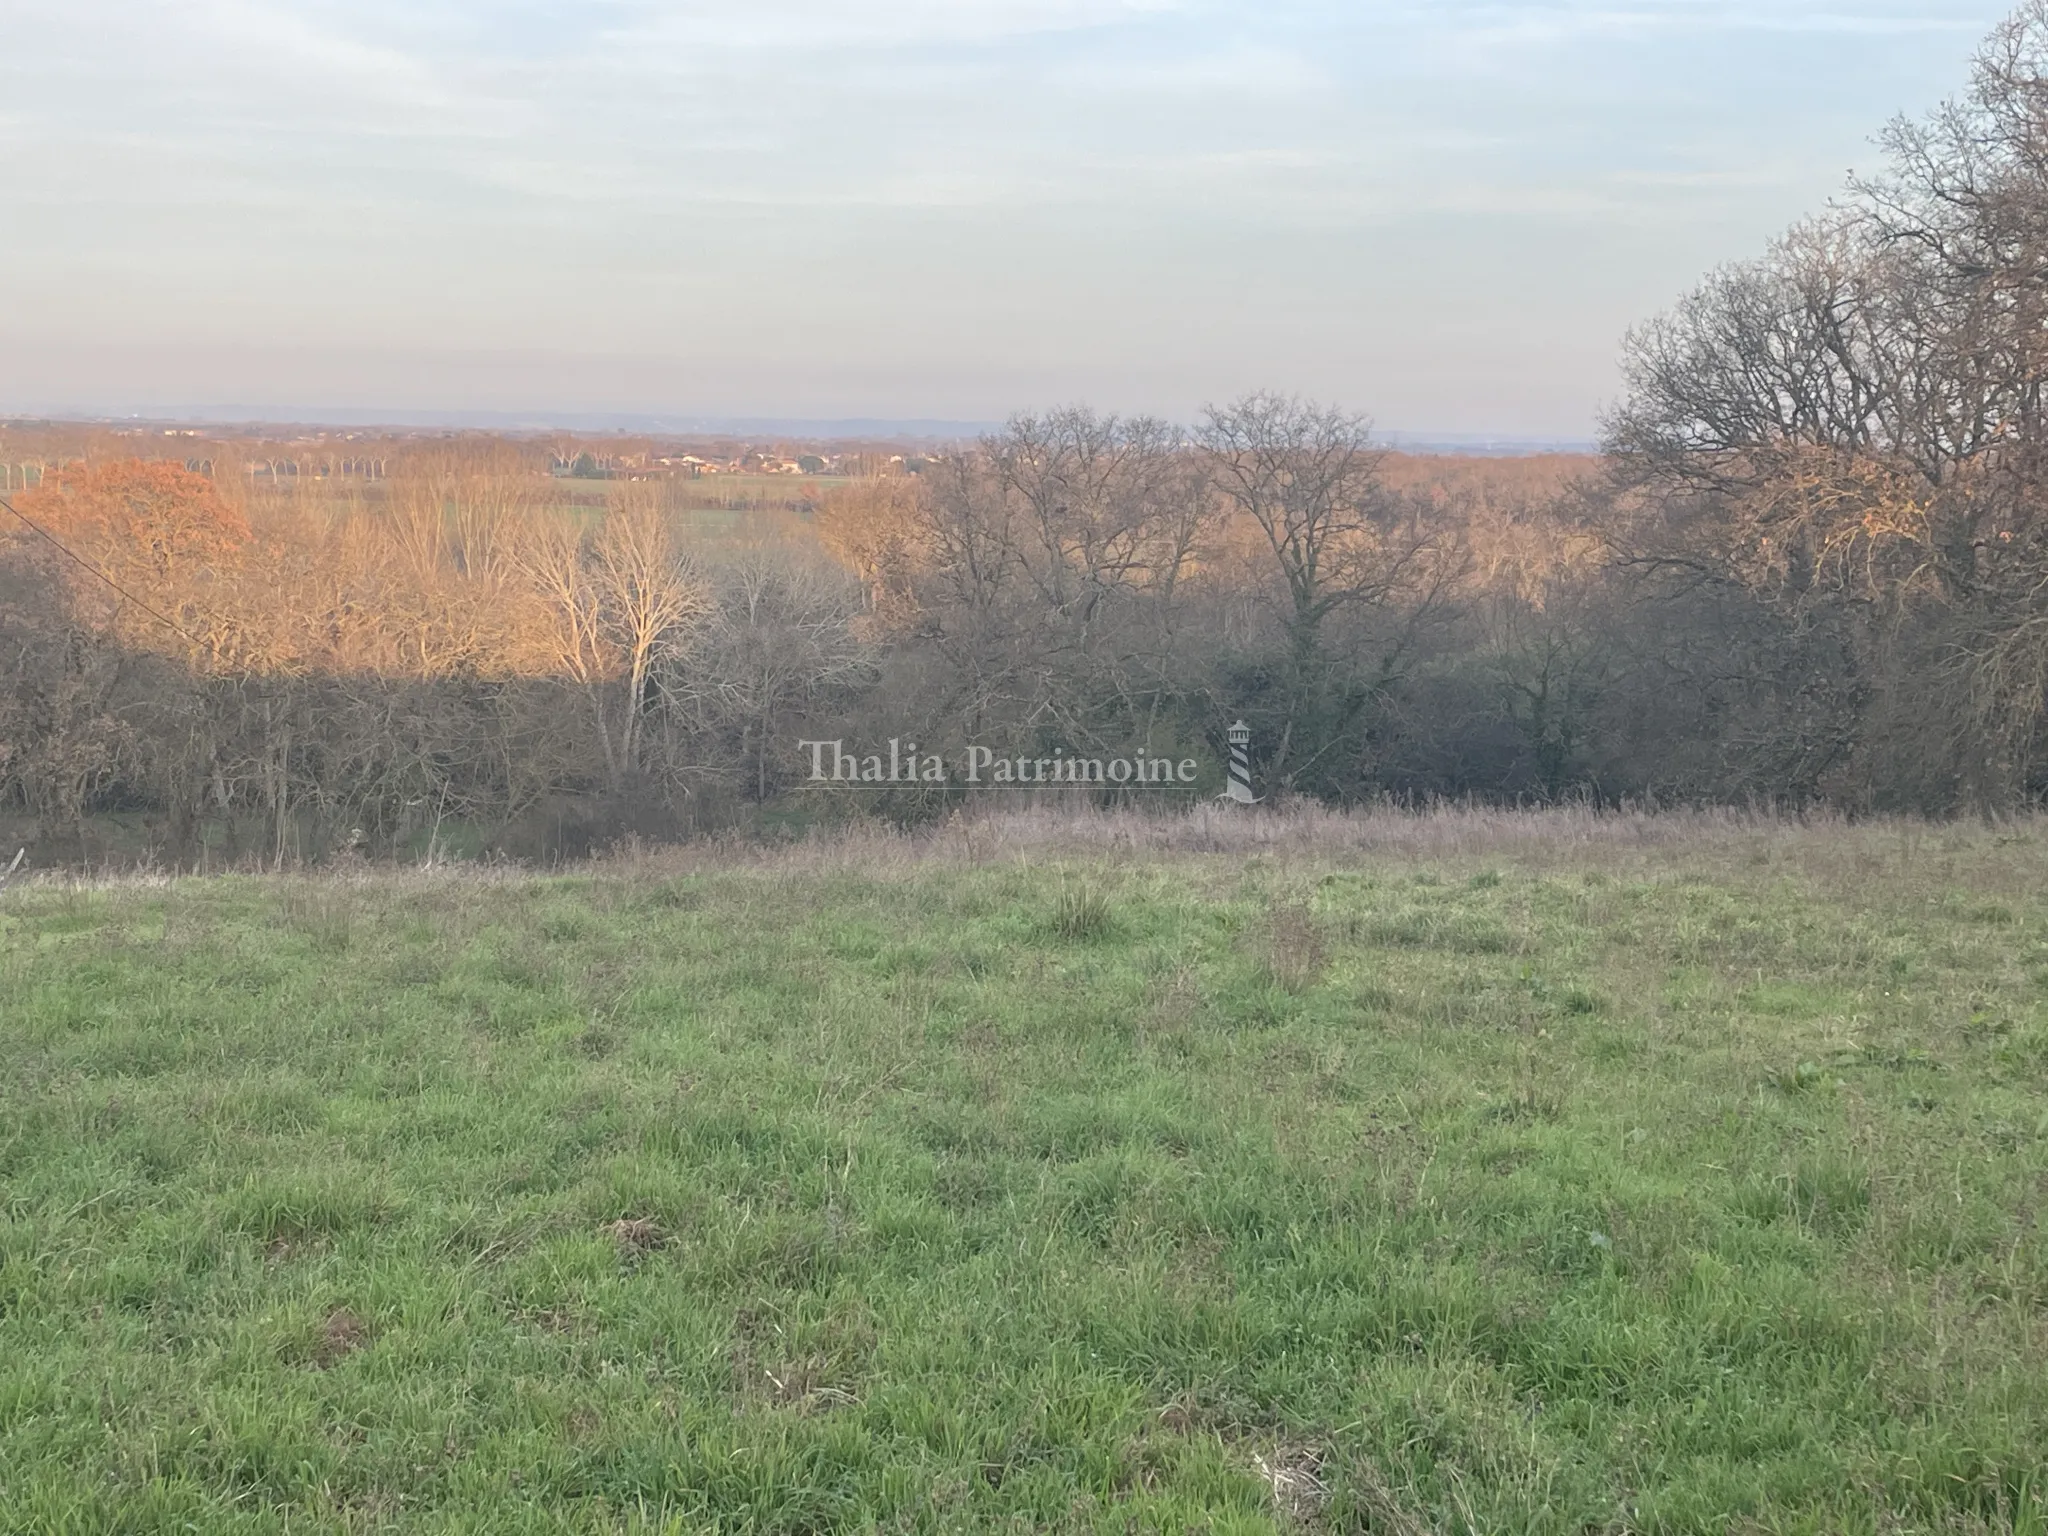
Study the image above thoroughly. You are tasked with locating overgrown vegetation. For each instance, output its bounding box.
[2,810,2045,1531]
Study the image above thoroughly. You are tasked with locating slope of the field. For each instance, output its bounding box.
[1,809,2045,1533]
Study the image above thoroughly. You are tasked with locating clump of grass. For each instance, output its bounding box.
[1142,964,1202,1040]
[1786,1155,1873,1236]
[641,879,702,911]
[1048,882,1116,942]
[1358,908,1518,954]
[1253,897,1327,993]
[281,882,355,952]
[46,882,103,933]
[1767,1059,1831,1094]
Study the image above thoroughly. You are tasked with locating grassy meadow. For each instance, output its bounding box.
[2,808,2046,1533]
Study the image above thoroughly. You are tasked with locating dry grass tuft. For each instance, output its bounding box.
[1346,1453,1437,1536]
[748,1355,860,1415]
[600,1217,666,1256]
[1252,1443,1330,1528]
[1254,897,1328,993]
[1143,964,1202,1040]
[281,882,356,952]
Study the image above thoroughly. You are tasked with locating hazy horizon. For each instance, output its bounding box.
[1,0,2017,435]
[0,405,1602,452]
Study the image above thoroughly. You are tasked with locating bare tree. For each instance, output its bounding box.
[589,488,708,779]
[1608,3,2048,800]
[665,548,871,800]
[1200,392,1461,789]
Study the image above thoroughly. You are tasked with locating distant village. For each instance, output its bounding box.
[0,421,946,489]
[556,447,936,480]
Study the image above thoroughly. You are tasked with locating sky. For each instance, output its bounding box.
[0,0,2020,437]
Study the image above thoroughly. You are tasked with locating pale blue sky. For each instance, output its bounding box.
[0,0,2015,435]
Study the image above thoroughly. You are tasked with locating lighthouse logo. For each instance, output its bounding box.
[1221,721,1260,805]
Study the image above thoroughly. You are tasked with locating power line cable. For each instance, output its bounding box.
[0,490,206,648]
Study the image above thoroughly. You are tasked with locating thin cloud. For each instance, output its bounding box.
[192,0,446,101]
[1431,1,1983,46]
[0,0,2020,432]
[601,0,1186,51]
[1049,44,1328,93]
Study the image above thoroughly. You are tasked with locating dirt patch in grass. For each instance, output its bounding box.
[728,1303,871,1416]
[309,1308,370,1368]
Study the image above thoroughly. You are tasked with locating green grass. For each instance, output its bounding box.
[2,825,2047,1532]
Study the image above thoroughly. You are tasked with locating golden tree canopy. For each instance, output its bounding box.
[21,459,250,576]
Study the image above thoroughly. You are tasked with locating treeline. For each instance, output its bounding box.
[0,443,868,860]
[9,4,2048,861]
[0,414,1580,862]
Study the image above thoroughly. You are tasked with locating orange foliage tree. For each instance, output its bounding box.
[17,461,251,662]
[21,460,249,576]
